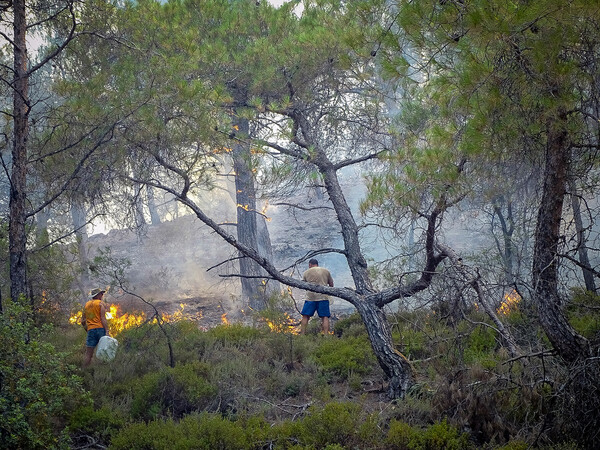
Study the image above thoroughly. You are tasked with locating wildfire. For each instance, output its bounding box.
[69,302,201,335]
[107,305,146,334]
[497,290,521,315]
[221,313,229,325]
[69,310,82,325]
[264,313,299,334]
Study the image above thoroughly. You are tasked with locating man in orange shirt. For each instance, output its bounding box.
[82,288,110,367]
[300,259,334,335]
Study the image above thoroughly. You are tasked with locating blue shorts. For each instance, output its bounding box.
[86,328,106,347]
[301,300,330,318]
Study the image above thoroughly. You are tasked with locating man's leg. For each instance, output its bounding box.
[83,346,94,367]
[300,315,310,334]
[321,316,330,335]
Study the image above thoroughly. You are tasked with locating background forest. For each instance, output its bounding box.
[2,0,600,448]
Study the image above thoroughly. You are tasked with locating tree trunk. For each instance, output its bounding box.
[35,207,50,243]
[355,300,414,398]
[319,163,374,295]
[231,103,269,310]
[568,179,596,292]
[257,209,280,297]
[9,0,29,302]
[493,198,516,286]
[533,113,590,362]
[147,185,161,225]
[133,183,147,232]
[71,198,90,287]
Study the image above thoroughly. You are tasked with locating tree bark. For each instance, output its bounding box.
[147,186,161,225]
[568,179,596,292]
[355,299,414,398]
[492,198,516,286]
[71,198,90,287]
[9,0,30,302]
[257,209,280,297]
[533,113,590,362]
[231,102,270,310]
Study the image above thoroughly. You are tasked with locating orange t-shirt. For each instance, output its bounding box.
[84,299,105,330]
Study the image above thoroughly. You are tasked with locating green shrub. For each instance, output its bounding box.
[567,289,600,339]
[271,402,371,449]
[110,413,248,450]
[463,324,497,367]
[312,336,377,379]
[0,300,91,449]
[130,361,216,420]
[393,327,427,359]
[68,405,125,447]
[206,323,264,345]
[421,419,471,449]
[386,418,471,450]
[386,420,420,449]
[334,313,366,337]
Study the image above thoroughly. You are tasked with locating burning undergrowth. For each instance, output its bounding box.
[70,293,302,336]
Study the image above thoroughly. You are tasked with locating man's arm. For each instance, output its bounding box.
[100,303,110,336]
[328,272,334,287]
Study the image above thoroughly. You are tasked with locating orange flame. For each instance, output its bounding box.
[263,313,299,334]
[221,313,229,325]
[69,303,201,335]
[497,290,521,315]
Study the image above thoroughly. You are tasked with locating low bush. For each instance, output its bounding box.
[130,361,217,420]
[207,323,264,345]
[386,418,471,450]
[270,401,380,449]
[110,413,249,450]
[334,313,366,337]
[68,405,125,448]
[312,335,377,380]
[567,289,600,339]
[463,324,498,368]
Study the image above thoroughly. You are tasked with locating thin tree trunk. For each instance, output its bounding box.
[568,179,596,292]
[533,113,590,362]
[231,97,268,309]
[493,198,516,286]
[71,198,90,286]
[257,209,280,297]
[9,0,29,302]
[147,186,161,225]
[35,207,50,243]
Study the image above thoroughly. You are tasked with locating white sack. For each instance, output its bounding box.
[96,335,118,362]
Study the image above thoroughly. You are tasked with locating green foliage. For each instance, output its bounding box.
[110,413,248,450]
[130,361,216,420]
[333,312,366,337]
[464,325,498,368]
[567,289,600,339]
[312,335,377,380]
[386,418,471,450]
[68,405,125,447]
[393,327,427,360]
[206,323,264,345]
[270,401,379,449]
[0,301,91,449]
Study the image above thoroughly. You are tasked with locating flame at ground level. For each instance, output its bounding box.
[497,290,521,315]
[69,303,201,335]
[70,303,300,335]
[264,313,300,334]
